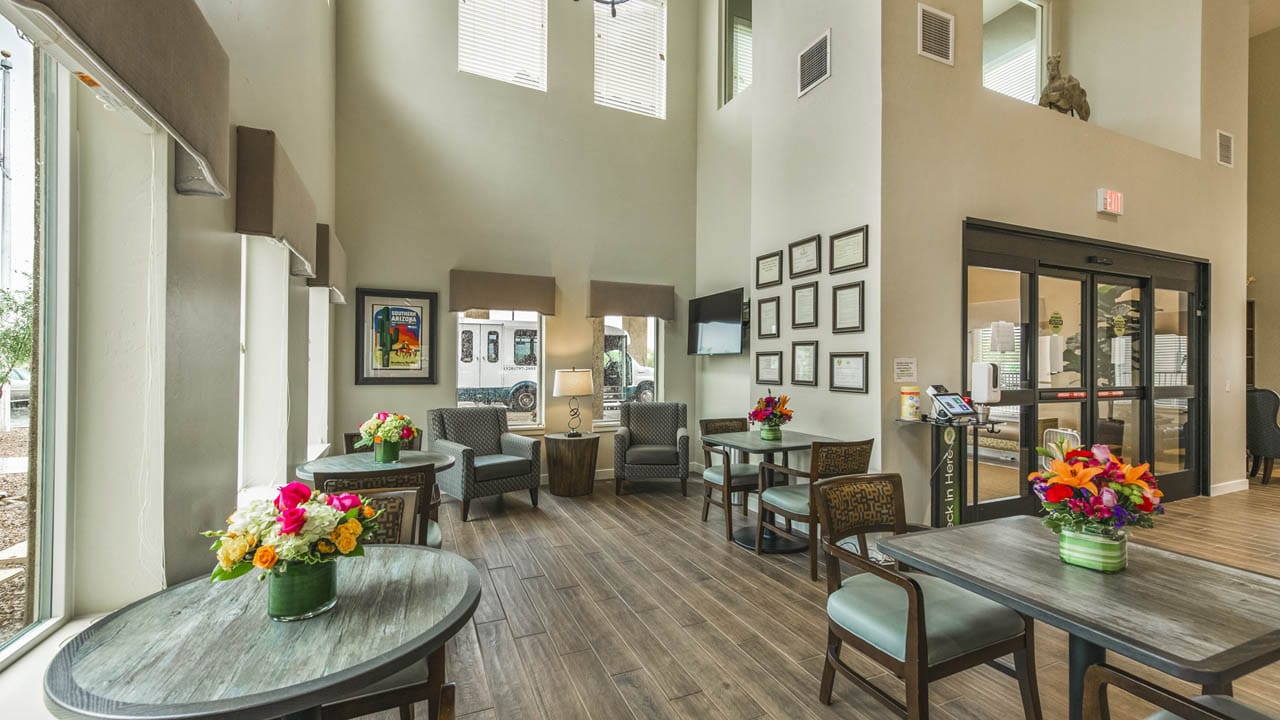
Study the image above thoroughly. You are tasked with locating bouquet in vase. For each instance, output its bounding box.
[749,390,793,440]
[355,411,419,462]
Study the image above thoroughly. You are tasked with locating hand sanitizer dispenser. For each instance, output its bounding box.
[970,363,1001,405]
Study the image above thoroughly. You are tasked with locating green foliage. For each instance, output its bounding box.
[210,561,254,583]
[0,284,33,387]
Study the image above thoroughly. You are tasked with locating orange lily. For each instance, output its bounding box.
[1044,458,1104,496]
[1118,462,1154,492]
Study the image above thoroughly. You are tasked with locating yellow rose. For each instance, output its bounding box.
[317,540,335,554]
[216,535,250,570]
[343,519,363,536]
[335,534,357,554]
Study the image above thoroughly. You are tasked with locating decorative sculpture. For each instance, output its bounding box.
[1038,54,1091,121]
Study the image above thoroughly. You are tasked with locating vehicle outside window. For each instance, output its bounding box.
[456,310,542,426]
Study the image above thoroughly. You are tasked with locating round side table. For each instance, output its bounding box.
[545,432,600,497]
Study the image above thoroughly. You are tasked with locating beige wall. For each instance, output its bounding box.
[1250,27,1280,390]
[334,0,698,471]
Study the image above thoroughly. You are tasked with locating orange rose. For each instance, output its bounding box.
[362,506,375,519]
[317,540,335,554]
[252,545,279,570]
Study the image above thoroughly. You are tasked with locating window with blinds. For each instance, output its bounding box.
[594,0,667,119]
[731,16,753,97]
[458,0,548,91]
[983,41,1038,104]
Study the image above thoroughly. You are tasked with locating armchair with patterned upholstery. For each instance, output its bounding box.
[427,407,541,521]
[614,402,689,495]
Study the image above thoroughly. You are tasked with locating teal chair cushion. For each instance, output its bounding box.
[702,463,758,487]
[474,453,532,481]
[1148,697,1278,720]
[627,444,679,465]
[828,572,1025,666]
[760,484,810,515]
[425,519,442,549]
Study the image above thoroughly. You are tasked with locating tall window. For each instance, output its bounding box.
[456,310,542,427]
[594,0,667,118]
[981,0,1045,105]
[721,0,753,105]
[458,0,548,91]
[593,316,659,424]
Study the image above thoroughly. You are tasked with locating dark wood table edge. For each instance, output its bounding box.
[43,548,482,720]
[294,452,457,483]
[700,431,840,454]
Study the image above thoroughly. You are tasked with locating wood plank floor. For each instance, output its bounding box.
[362,478,1280,720]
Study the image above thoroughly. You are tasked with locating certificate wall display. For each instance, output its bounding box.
[756,250,783,288]
[791,341,818,386]
[757,296,781,339]
[756,351,783,385]
[832,281,865,334]
[829,351,869,393]
[788,234,822,278]
[830,225,869,274]
[791,281,819,329]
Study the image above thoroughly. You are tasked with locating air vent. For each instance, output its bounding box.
[797,29,831,97]
[1217,130,1235,168]
[918,3,954,66]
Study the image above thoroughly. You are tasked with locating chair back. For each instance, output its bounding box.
[1247,388,1280,456]
[314,466,435,494]
[810,440,875,480]
[428,407,507,456]
[622,402,686,446]
[344,432,422,454]
[359,488,421,545]
[812,473,906,547]
[699,417,747,442]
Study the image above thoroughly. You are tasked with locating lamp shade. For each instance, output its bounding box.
[553,368,593,397]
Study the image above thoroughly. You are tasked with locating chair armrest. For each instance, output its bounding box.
[758,461,803,491]
[1083,665,1233,720]
[822,540,927,658]
[501,432,540,460]
[431,439,474,466]
[615,427,631,451]
[676,428,689,479]
[702,444,729,470]
[904,524,934,534]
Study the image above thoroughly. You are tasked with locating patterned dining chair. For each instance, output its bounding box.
[698,418,759,541]
[313,466,442,549]
[812,473,1042,720]
[344,431,422,454]
[1083,664,1262,720]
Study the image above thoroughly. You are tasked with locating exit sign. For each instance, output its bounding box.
[1097,188,1124,215]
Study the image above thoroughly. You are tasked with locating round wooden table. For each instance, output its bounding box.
[44,546,481,720]
[545,432,600,497]
[294,449,455,483]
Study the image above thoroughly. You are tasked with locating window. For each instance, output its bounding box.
[721,0,753,105]
[457,310,543,427]
[731,17,753,97]
[458,0,548,91]
[592,316,660,425]
[460,330,474,363]
[981,0,1045,105]
[513,329,538,366]
[486,330,499,363]
[306,288,330,457]
[594,0,667,118]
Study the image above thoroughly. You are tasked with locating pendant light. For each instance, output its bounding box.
[575,0,632,18]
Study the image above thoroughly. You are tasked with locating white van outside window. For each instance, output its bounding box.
[456,310,542,427]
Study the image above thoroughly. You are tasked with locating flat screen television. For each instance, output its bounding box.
[688,288,745,355]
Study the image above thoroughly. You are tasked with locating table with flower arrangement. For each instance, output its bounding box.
[294,449,455,484]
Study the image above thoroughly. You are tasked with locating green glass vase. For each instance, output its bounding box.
[759,423,782,442]
[1058,529,1127,573]
[374,440,402,463]
[268,561,338,621]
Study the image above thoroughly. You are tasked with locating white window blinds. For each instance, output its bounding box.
[458,0,547,91]
[732,16,753,96]
[594,0,667,119]
[983,41,1038,104]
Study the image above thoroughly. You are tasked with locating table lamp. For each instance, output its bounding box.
[553,368,593,437]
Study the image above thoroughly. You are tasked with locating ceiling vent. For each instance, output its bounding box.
[918,3,954,66]
[1217,130,1235,168]
[798,29,831,97]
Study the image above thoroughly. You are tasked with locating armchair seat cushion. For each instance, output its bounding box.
[702,463,759,487]
[474,453,533,482]
[1147,696,1277,720]
[627,444,679,465]
[760,484,811,515]
[828,572,1025,666]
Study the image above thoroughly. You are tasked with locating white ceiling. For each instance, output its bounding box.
[1253,0,1280,37]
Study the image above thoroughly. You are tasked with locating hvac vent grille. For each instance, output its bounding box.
[917,3,954,66]
[798,29,831,97]
[1217,130,1235,168]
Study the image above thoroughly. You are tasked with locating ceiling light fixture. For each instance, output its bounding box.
[575,0,632,18]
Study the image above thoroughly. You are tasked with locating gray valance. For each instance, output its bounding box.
[588,280,676,321]
[10,0,230,197]
[307,224,348,304]
[449,269,556,316]
[235,126,317,277]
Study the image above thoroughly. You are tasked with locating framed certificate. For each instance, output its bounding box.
[830,225,869,274]
[788,234,822,278]
[830,352,869,393]
[757,296,781,339]
[791,341,818,386]
[832,281,865,333]
[792,281,818,329]
[756,251,783,288]
[756,351,783,385]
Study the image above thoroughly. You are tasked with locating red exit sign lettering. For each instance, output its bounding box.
[1097,188,1124,216]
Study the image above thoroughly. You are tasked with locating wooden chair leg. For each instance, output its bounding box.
[615,475,624,495]
[755,508,765,554]
[808,523,819,582]
[1266,457,1275,485]
[701,485,711,522]
[723,486,734,541]
[905,664,930,720]
[740,492,748,516]
[1250,455,1261,478]
[427,646,446,720]
[819,629,841,705]
[1015,621,1043,720]
[438,683,457,720]
[399,705,412,720]
[529,487,539,507]
[461,499,471,522]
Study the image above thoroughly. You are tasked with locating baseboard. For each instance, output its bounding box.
[1210,477,1250,496]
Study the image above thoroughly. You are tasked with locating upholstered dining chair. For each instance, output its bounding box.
[1247,388,1280,484]
[1083,664,1265,720]
[812,474,1042,720]
[614,402,690,496]
[344,431,422,454]
[755,439,874,580]
[698,418,758,541]
[313,466,442,549]
[427,406,540,521]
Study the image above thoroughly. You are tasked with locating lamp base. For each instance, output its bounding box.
[565,431,582,438]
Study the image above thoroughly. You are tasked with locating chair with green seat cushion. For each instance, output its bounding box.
[314,466,443,550]
[812,473,1042,720]
[698,418,759,540]
[1084,664,1275,720]
[756,439,874,581]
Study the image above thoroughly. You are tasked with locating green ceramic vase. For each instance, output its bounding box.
[1058,529,1127,573]
[759,424,782,442]
[374,440,402,463]
[268,561,338,621]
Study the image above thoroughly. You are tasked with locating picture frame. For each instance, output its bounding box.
[757,296,781,339]
[756,351,783,385]
[788,234,822,278]
[792,281,819,329]
[832,281,865,334]
[355,287,439,385]
[829,351,869,394]
[830,225,869,274]
[791,341,818,386]
[756,250,783,289]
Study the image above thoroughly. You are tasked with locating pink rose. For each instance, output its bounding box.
[278,506,307,535]
[327,493,362,512]
[1100,487,1118,508]
[401,427,414,440]
[377,412,389,420]
[275,481,313,511]
[1091,444,1112,464]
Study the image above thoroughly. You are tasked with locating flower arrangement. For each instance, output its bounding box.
[1028,441,1164,539]
[749,390,794,427]
[355,411,419,448]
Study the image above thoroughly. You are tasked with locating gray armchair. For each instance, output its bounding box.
[1247,388,1280,484]
[614,402,689,496]
[427,407,541,521]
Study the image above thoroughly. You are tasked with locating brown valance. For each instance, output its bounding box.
[308,224,348,304]
[449,269,556,316]
[11,0,230,197]
[235,127,317,277]
[588,280,676,321]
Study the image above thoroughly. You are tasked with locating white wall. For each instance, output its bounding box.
[1249,27,1280,390]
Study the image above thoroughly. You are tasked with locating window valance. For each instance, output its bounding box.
[449,269,556,316]
[235,126,317,277]
[308,224,347,304]
[588,280,675,321]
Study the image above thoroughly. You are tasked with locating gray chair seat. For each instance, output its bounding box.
[702,463,759,487]
[627,444,679,465]
[760,484,810,515]
[1148,697,1278,720]
[828,571,1025,666]
[474,453,532,482]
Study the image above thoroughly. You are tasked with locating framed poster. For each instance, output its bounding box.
[830,351,869,394]
[792,281,819,329]
[832,281,865,333]
[757,296,781,339]
[830,225,869,274]
[355,287,439,385]
[788,234,822,278]
[791,341,818,386]
[756,250,783,288]
[756,351,783,385]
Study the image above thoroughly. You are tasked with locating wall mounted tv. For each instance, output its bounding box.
[688,288,746,356]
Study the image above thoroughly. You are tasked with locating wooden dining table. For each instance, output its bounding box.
[878,516,1280,720]
[44,546,481,720]
[294,449,456,483]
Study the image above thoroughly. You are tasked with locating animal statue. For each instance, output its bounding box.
[1038,54,1091,121]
